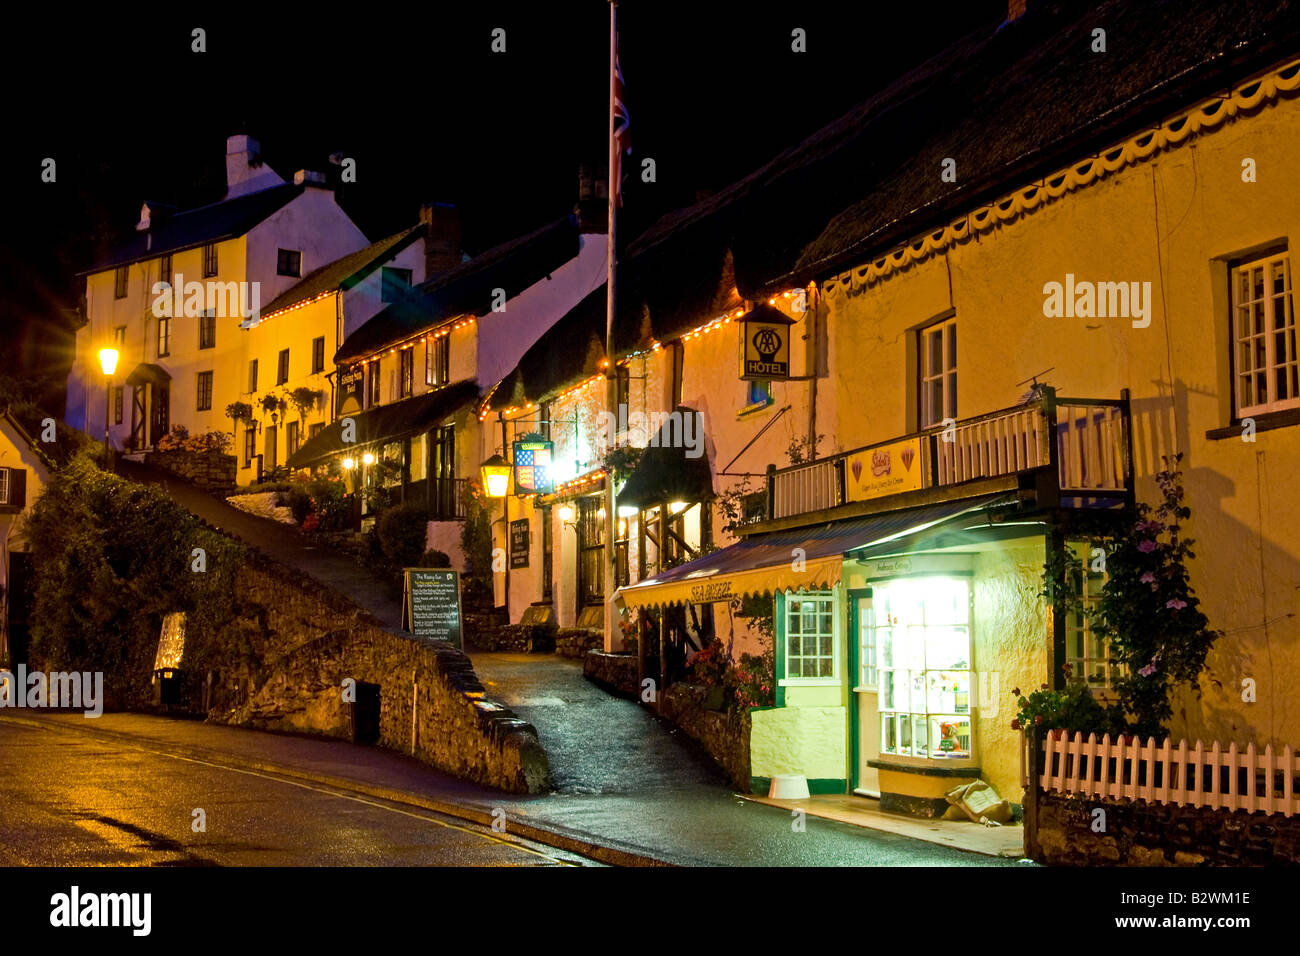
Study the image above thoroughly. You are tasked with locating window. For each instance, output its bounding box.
[874,576,972,760]
[113,325,126,348]
[203,242,218,278]
[538,400,552,441]
[0,467,26,508]
[426,334,449,387]
[157,317,171,357]
[196,371,213,411]
[113,386,123,425]
[1065,542,1114,691]
[920,316,957,428]
[287,421,300,460]
[114,266,128,299]
[400,347,414,398]
[277,348,290,385]
[381,266,413,303]
[248,359,259,392]
[367,361,381,408]
[244,427,256,467]
[199,310,216,349]
[615,365,630,413]
[1232,252,1297,417]
[784,592,836,679]
[740,490,766,526]
[277,248,302,277]
[159,254,172,287]
[309,422,324,440]
[312,336,325,374]
[670,341,685,408]
[744,379,772,411]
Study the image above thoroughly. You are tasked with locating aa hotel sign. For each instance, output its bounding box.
[740,305,795,381]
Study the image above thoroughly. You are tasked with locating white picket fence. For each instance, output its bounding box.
[1022,731,1300,817]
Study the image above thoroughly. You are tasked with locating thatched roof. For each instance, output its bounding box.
[490,0,1300,408]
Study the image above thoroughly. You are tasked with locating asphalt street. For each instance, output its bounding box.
[0,719,587,866]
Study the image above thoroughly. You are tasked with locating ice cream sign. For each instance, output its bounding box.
[845,437,925,502]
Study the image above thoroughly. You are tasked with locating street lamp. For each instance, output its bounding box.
[98,348,119,472]
[480,454,511,498]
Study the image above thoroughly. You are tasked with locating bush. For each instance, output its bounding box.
[280,486,313,524]
[420,549,451,568]
[377,502,431,568]
[24,458,245,709]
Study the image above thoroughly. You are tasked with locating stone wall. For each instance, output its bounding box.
[466,622,556,653]
[1032,791,1300,866]
[555,628,602,659]
[210,551,551,794]
[583,651,638,697]
[659,683,752,791]
[143,450,236,493]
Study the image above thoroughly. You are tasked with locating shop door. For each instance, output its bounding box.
[265,425,277,471]
[849,588,880,797]
[576,496,605,614]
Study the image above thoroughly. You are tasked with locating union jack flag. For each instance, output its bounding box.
[613,53,630,206]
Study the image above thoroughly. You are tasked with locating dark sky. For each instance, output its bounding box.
[0,1,1008,404]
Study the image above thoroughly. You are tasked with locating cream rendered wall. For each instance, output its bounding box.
[340,242,427,340]
[822,93,1300,748]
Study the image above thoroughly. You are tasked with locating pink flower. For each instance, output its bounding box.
[1138,540,1157,553]
[1139,662,1157,677]
[1140,572,1156,584]
[1166,598,1187,610]
[1136,520,1163,534]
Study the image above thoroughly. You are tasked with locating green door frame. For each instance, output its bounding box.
[847,586,872,792]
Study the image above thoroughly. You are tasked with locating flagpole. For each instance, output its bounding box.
[603,0,619,655]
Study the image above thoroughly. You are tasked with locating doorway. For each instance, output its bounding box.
[351,682,381,744]
[848,587,880,796]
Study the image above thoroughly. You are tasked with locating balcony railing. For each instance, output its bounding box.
[406,476,468,520]
[768,389,1132,521]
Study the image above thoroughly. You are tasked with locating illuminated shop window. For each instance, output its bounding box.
[874,576,972,759]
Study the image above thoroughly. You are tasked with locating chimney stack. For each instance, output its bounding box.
[420,203,463,279]
[1007,0,1028,20]
[225,134,284,199]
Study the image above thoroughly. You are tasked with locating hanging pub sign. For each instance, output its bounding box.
[513,433,554,495]
[739,303,796,381]
[338,364,365,415]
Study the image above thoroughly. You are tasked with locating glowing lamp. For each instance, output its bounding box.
[98,348,119,376]
[558,504,575,521]
[617,504,638,517]
[480,454,511,498]
[342,457,356,470]
[669,501,688,514]
[362,452,375,466]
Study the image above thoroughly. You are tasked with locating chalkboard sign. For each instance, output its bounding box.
[510,518,530,569]
[402,568,462,647]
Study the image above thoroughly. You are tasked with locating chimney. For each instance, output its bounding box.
[1007,0,1028,19]
[135,201,175,232]
[574,164,608,233]
[225,134,284,199]
[420,203,463,278]
[293,169,329,188]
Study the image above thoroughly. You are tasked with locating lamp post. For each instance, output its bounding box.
[481,453,512,620]
[98,347,119,473]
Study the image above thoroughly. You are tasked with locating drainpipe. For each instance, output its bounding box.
[807,284,818,458]
[500,413,511,623]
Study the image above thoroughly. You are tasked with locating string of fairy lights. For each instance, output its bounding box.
[479,288,804,422]
[358,317,476,367]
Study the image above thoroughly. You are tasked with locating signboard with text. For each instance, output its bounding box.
[402,568,462,647]
[741,312,795,380]
[338,365,365,415]
[510,519,530,569]
[844,437,925,502]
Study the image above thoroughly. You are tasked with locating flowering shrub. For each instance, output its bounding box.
[1042,455,1221,740]
[156,425,233,454]
[688,642,730,688]
[1010,664,1118,738]
[727,651,774,711]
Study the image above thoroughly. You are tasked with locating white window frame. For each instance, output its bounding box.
[1065,542,1118,694]
[1233,252,1298,417]
[919,315,957,428]
[780,590,840,686]
[0,468,9,505]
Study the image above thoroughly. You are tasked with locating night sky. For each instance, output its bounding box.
[0,2,1007,412]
